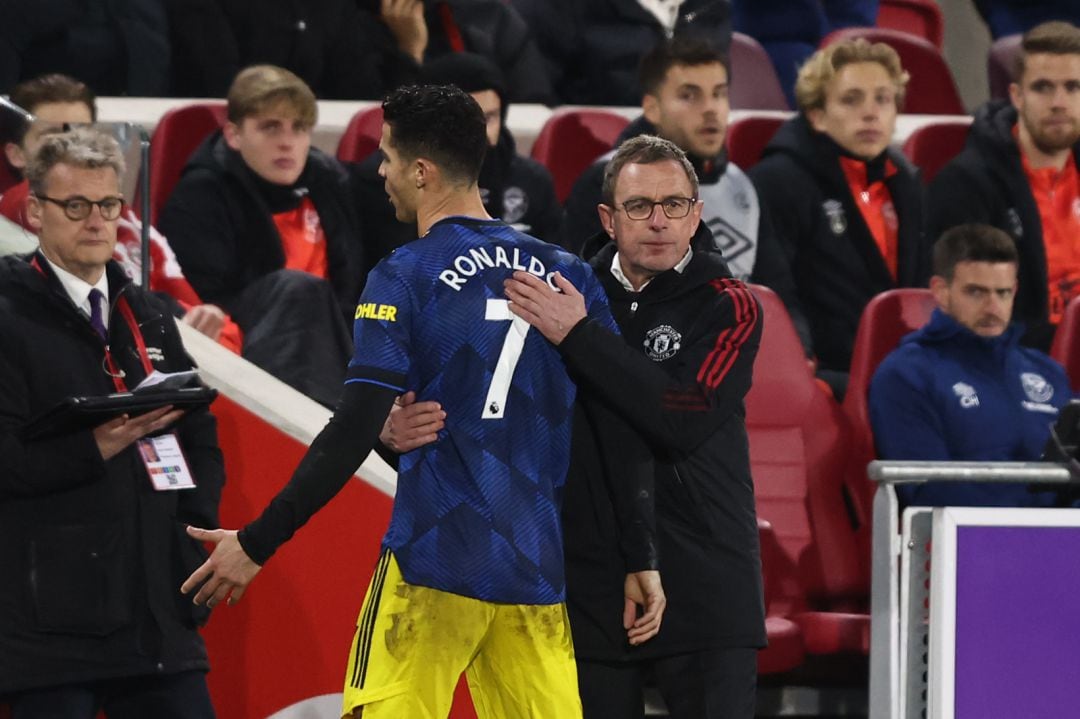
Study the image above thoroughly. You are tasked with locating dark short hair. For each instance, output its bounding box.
[601,134,699,205]
[382,84,488,185]
[1,74,97,146]
[1016,21,1080,79]
[638,36,729,97]
[932,224,1019,281]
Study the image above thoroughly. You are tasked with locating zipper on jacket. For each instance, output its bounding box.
[630,300,639,317]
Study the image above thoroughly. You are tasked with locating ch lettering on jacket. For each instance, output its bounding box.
[439,246,557,291]
[952,381,979,408]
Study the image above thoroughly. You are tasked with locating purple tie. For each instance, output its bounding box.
[88,288,107,341]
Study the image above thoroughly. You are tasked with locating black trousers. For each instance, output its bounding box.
[577,647,757,719]
[9,670,215,719]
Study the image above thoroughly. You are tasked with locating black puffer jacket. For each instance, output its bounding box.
[560,229,765,659]
[927,99,1080,350]
[0,254,224,693]
[167,0,419,99]
[510,0,731,106]
[748,114,928,376]
[0,0,170,95]
[159,130,364,318]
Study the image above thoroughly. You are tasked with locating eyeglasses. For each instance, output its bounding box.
[616,197,697,220]
[36,195,125,221]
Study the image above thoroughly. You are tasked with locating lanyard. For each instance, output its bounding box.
[32,255,155,391]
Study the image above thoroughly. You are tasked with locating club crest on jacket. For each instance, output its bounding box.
[643,324,682,361]
[822,199,846,236]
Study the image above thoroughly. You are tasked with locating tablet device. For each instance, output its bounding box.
[23,385,218,440]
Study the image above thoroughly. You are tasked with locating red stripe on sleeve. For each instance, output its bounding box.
[696,279,759,391]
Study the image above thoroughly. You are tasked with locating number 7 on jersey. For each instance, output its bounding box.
[484,299,531,419]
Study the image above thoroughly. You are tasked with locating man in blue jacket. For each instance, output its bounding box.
[870,223,1072,507]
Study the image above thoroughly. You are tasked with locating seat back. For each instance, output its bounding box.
[148,103,227,224]
[876,0,945,48]
[336,106,384,163]
[726,115,785,171]
[901,118,972,184]
[988,33,1022,101]
[842,288,935,532]
[1050,295,1080,392]
[729,32,789,111]
[530,109,629,203]
[746,284,865,603]
[820,27,965,115]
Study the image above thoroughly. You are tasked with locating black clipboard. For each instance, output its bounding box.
[22,386,218,440]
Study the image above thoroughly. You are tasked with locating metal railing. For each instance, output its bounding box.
[867,461,1076,719]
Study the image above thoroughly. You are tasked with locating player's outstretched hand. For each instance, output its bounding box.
[504,270,586,345]
[380,391,445,453]
[181,527,261,608]
[624,570,666,645]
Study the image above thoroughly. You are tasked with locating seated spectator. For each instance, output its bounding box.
[562,37,804,340]
[0,0,169,96]
[749,38,928,399]
[353,53,562,262]
[168,0,553,102]
[166,0,418,99]
[870,223,1071,507]
[159,65,363,408]
[731,0,878,107]
[927,21,1080,351]
[510,0,731,106]
[0,73,241,352]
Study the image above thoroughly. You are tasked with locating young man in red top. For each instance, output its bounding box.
[929,21,1080,350]
[160,65,366,407]
[749,39,928,399]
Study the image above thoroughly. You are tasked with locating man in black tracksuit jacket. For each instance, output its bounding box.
[506,135,765,719]
[0,128,224,715]
[927,99,1080,350]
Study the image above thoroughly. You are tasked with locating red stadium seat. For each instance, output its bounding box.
[901,118,972,184]
[530,109,629,204]
[336,106,384,163]
[842,289,935,540]
[746,284,870,655]
[820,27,965,115]
[726,115,784,171]
[1051,295,1080,392]
[148,103,227,224]
[757,519,807,673]
[876,0,945,49]
[730,32,789,111]
[988,33,1022,101]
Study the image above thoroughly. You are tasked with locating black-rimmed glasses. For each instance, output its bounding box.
[36,195,125,221]
[617,197,697,220]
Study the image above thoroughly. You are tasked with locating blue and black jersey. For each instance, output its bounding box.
[347,216,616,605]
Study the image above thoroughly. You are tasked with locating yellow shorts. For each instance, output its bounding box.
[341,551,582,719]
